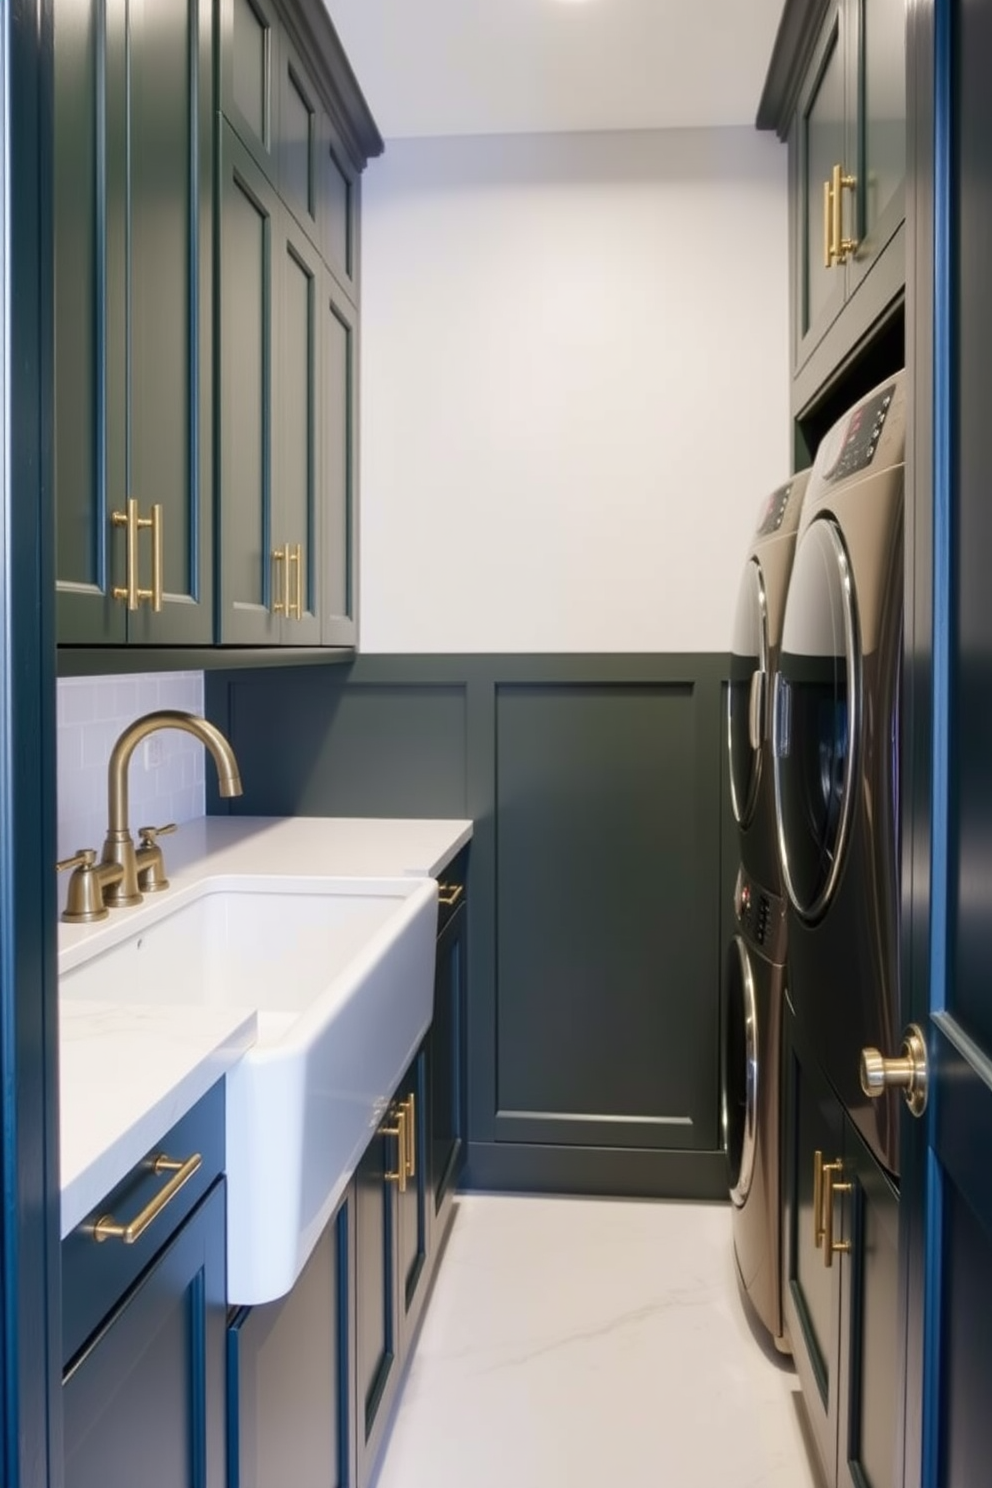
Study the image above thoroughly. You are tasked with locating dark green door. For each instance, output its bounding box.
[321,270,357,646]
[847,0,906,294]
[901,1,992,1480]
[275,208,322,643]
[218,120,279,644]
[354,1125,397,1483]
[54,0,213,645]
[397,1051,429,1354]
[795,0,849,369]
[783,1001,844,1485]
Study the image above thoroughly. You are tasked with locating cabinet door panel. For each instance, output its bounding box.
[355,1129,397,1478]
[219,123,278,644]
[848,0,906,291]
[398,1051,429,1353]
[63,1182,226,1488]
[229,1204,352,1488]
[321,275,357,645]
[221,0,279,181]
[838,1121,901,1488]
[796,1,848,368]
[54,0,125,642]
[783,1002,843,1486]
[320,123,357,297]
[276,213,322,642]
[432,903,466,1226]
[278,42,320,247]
[126,0,213,643]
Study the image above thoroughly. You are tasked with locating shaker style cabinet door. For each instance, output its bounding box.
[63,1182,227,1488]
[218,121,280,644]
[846,0,906,296]
[354,1124,399,1487]
[321,271,358,646]
[794,0,848,372]
[274,210,323,643]
[54,0,214,645]
[396,1050,430,1357]
[218,0,281,184]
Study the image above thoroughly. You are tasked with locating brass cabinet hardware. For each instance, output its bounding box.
[824,164,858,267]
[403,1091,416,1179]
[437,882,465,909]
[112,499,163,611]
[289,543,303,621]
[822,1161,852,1268]
[148,502,164,612]
[57,847,125,923]
[272,543,290,616]
[136,821,178,893]
[813,1149,825,1248]
[112,500,139,610]
[860,1024,929,1117]
[92,1152,202,1245]
[382,1106,407,1192]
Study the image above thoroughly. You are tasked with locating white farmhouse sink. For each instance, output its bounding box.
[60,873,439,1304]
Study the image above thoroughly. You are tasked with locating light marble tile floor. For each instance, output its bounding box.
[374,1195,822,1488]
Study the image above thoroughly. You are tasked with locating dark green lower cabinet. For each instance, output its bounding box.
[63,1181,227,1488]
[227,1198,355,1488]
[431,888,467,1237]
[783,1000,901,1488]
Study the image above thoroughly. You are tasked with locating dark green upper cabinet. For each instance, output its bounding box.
[219,0,280,183]
[760,0,906,410]
[54,0,214,646]
[321,271,357,646]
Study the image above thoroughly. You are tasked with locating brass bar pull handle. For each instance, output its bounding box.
[823,178,833,268]
[813,1149,825,1248]
[382,1107,407,1192]
[92,1153,202,1245]
[272,544,290,616]
[831,164,843,268]
[822,1162,851,1268]
[289,543,303,621]
[404,1091,416,1179]
[112,498,140,610]
[437,882,465,909]
[141,502,164,613]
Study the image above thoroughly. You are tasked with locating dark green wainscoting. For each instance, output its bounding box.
[206,654,734,1201]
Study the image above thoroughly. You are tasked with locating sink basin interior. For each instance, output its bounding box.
[60,881,418,1016]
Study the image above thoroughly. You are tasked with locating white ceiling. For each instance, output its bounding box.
[323,0,786,140]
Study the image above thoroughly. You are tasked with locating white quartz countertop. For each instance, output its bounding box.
[58,817,472,1239]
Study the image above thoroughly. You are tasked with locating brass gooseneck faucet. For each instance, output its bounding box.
[99,710,243,907]
[59,710,244,921]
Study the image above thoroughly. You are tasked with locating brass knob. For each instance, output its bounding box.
[860,1024,928,1117]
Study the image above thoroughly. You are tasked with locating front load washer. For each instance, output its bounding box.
[728,471,812,894]
[772,370,906,1176]
[725,865,789,1345]
[724,471,809,1348]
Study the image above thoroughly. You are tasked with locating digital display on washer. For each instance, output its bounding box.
[821,384,896,483]
[756,480,795,536]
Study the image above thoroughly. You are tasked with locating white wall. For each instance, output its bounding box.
[57,673,206,862]
[358,127,790,654]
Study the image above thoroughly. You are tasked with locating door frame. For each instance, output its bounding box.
[900,0,938,1482]
[0,1,62,1485]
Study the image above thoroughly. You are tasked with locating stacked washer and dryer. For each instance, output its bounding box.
[724,369,907,1350]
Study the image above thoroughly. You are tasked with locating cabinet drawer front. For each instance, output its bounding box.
[62,1080,225,1367]
[64,1179,226,1488]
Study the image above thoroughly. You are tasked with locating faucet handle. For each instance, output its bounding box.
[136,823,177,894]
[137,822,177,846]
[57,848,124,923]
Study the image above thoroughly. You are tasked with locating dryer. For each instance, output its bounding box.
[724,471,809,1348]
[772,371,906,1176]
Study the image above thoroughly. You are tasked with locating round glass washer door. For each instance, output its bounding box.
[728,557,769,829]
[724,936,758,1207]
[773,517,860,921]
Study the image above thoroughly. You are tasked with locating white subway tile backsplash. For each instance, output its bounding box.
[56,672,206,860]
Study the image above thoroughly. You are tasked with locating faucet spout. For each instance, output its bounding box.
[102,709,243,905]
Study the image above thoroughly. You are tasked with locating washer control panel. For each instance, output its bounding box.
[756,480,795,537]
[734,866,787,963]
[821,383,896,483]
